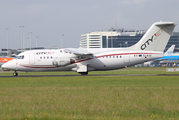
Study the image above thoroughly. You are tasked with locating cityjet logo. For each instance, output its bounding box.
[141,27,163,50]
[36,52,55,55]
[36,52,47,55]
[141,36,154,50]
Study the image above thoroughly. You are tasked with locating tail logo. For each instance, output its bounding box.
[141,27,163,50]
[141,36,153,50]
[153,27,163,40]
[3,59,8,62]
[167,51,173,54]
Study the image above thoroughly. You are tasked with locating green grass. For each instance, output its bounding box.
[1,67,179,76]
[0,68,179,119]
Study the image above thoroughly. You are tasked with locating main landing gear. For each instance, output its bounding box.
[80,72,88,75]
[13,71,18,76]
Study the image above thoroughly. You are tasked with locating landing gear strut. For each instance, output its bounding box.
[13,71,18,76]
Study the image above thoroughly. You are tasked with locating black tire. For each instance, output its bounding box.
[13,72,18,76]
[80,72,88,75]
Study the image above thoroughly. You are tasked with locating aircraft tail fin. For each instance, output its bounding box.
[164,45,175,56]
[130,22,176,52]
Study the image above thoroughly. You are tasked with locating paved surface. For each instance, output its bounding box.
[0,74,179,78]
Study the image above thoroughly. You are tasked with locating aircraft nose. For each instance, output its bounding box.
[1,63,8,69]
[1,60,16,70]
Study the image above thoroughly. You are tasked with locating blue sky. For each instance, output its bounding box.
[0,0,179,49]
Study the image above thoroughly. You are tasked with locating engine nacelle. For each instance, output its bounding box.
[52,57,75,67]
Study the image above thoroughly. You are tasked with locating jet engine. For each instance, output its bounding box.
[52,57,75,67]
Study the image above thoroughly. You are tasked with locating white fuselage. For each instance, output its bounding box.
[3,48,163,72]
[2,21,176,75]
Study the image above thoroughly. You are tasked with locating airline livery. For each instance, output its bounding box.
[1,22,176,76]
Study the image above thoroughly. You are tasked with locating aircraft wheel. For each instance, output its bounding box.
[13,71,18,76]
[80,72,88,75]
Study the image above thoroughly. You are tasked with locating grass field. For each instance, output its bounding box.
[0,67,179,120]
[1,67,179,76]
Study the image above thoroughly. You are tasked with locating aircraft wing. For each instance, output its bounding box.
[64,48,93,56]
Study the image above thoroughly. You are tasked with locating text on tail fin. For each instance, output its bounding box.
[141,27,163,50]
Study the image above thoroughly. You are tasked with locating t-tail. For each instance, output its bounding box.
[130,22,176,52]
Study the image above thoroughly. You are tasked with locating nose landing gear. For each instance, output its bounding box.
[13,71,18,76]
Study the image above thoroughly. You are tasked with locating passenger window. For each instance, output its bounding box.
[47,56,49,59]
[40,57,42,59]
[21,55,24,59]
[116,56,118,58]
[51,56,53,59]
[44,57,45,59]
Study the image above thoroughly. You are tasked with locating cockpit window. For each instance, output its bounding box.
[16,55,25,59]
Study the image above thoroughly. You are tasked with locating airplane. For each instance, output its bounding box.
[158,52,179,65]
[143,45,175,66]
[1,21,176,76]
[157,44,179,65]
[0,57,14,67]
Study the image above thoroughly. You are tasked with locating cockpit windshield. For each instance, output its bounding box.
[15,55,25,59]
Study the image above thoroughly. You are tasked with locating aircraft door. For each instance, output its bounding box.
[29,53,35,64]
[123,51,130,63]
[16,58,18,70]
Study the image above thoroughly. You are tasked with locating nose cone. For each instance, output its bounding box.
[1,62,11,70]
[1,63,6,69]
[1,60,16,70]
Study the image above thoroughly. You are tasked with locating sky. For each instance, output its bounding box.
[0,0,179,49]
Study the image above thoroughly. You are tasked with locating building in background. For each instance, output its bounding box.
[1,28,179,58]
[0,47,45,58]
[80,28,179,52]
